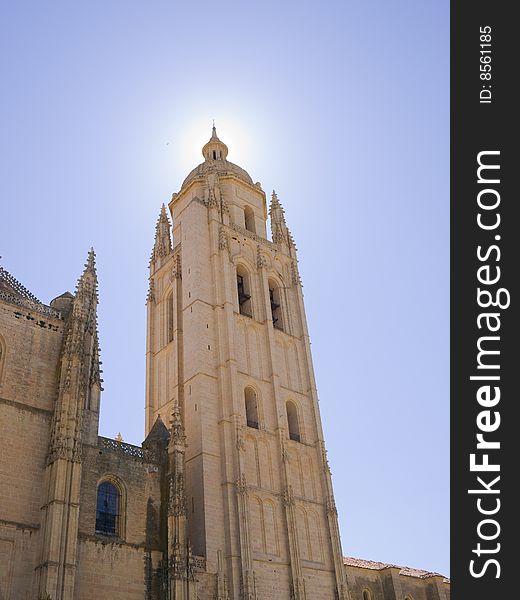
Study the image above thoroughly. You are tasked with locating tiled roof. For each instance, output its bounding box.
[343,557,450,583]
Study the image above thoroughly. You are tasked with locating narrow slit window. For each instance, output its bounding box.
[244,206,256,233]
[286,401,300,442]
[236,267,252,317]
[245,387,259,429]
[167,292,174,343]
[268,281,283,331]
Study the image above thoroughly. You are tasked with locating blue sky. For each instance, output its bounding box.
[0,0,449,576]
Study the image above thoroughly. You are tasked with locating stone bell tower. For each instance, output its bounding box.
[145,126,348,600]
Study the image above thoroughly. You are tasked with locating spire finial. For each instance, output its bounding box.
[85,247,96,273]
[74,246,99,311]
[202,122,229,160]
[151,204,172,262]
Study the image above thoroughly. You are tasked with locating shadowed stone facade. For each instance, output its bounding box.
[0,128,449,600]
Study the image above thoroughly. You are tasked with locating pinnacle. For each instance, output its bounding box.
[75,247,98,296]
[78,247,98,282]
[85,247,96,274]
[170,402,182,425]
[269,190,285,217]
[270,190,282,209]
[152,204,172,259]
[156,204,171,229]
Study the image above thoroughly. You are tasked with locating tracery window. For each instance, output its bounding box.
[95,481,120,536]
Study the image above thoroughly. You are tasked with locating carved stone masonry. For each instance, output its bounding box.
[319,441,331,474]
[170,254,182,280]
[235,474,248,496]
[291,261,301,286]
[205,171,221,208]
[256,245,268,269]
[219,227,229,251]
[281,439,289,463]
[236,425,245,452]
[282,486,295,507]
[326,495,338,516]
[168,472,188,517]
[240,570,257,600]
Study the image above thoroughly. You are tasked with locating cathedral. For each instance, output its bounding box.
[0,127,449,600]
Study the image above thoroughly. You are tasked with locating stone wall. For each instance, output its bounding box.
[0,296,63,600]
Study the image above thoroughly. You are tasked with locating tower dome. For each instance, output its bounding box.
[181,125,254,189]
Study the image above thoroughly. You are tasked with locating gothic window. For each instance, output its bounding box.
[245,387,259,429]
[95,481,120,536]
[236,265,252,318]
[244,206,256,234]
[167,291,174,343]
[286,401,300,442]
[268,280,283,331]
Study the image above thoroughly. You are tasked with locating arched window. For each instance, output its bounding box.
[244,206,256,233]
[96,481,120,536]
[268,280,283,331]
[286,401,300,442]
[362,590,373,600]
[245,387,259,429]
[166,291,174,343]
[236,265,252,318]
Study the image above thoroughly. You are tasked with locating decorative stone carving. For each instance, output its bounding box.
[281,440,289,463]
[256,245,268,269]
[170,254,182,280]
[219,227,229,250]
[205,171,221,208]
[319,441,331,473]
[168,472,188,517]
[269,191,296,249]
[235,474,248,496]
[0,267,62,317]
[151,205,173,263]
[291,261,301,286]
[236,427,245,452]
[326,495,338,516]
[282,486,295,507]
[170,403,186,447]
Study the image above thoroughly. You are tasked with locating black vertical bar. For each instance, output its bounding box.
[451,2,516,598]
